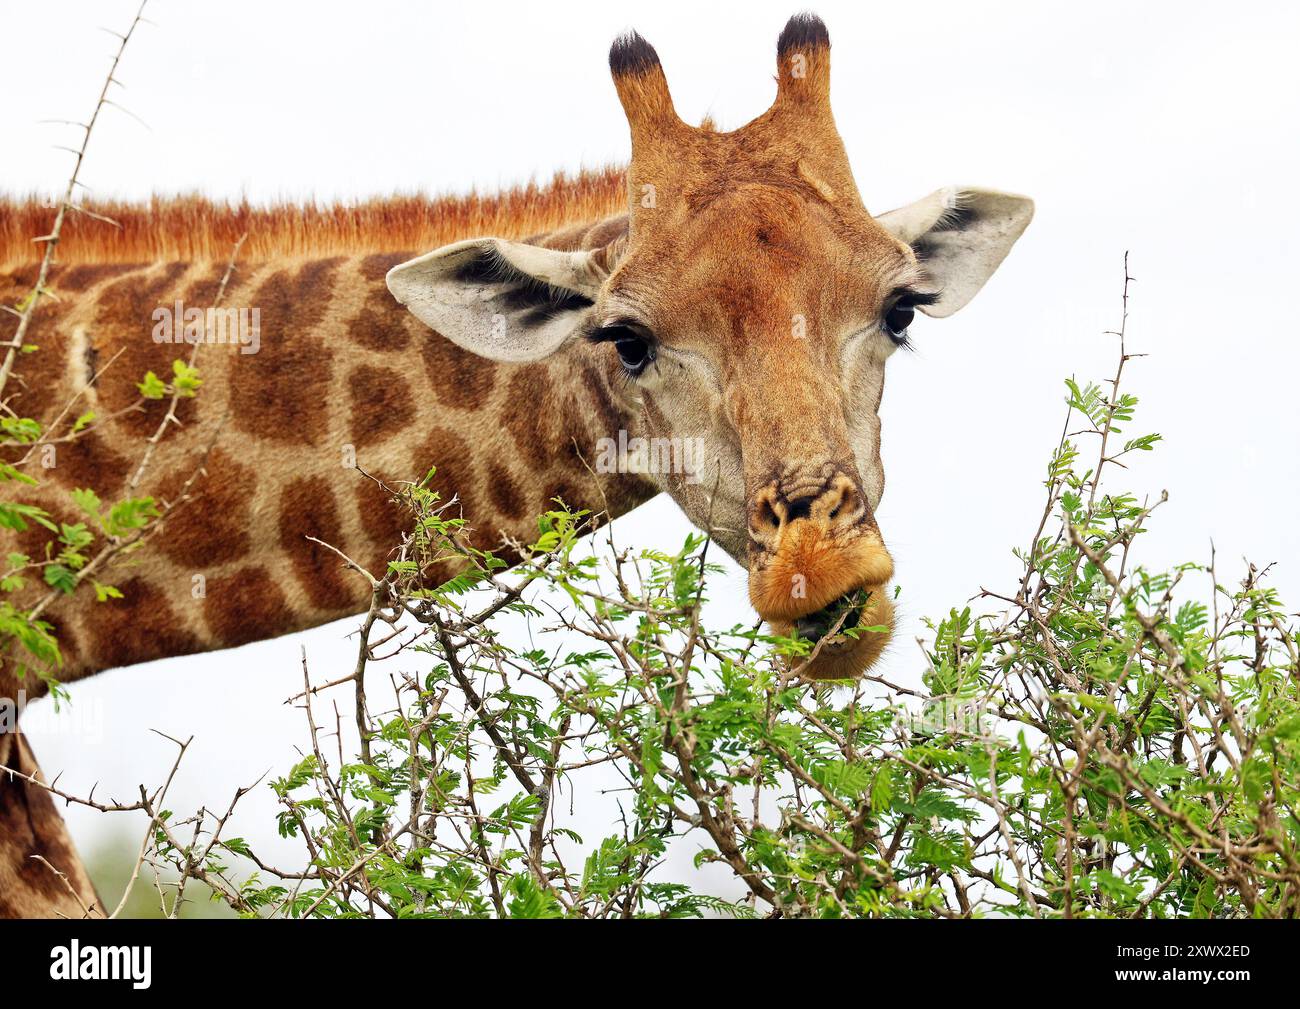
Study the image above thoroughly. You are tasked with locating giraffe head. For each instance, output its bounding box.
[387,14,1032,679]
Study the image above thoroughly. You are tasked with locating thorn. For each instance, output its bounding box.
[69,204,123,228]
[102,98,151,132]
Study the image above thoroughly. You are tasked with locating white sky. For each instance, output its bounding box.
[8,0,1300,901]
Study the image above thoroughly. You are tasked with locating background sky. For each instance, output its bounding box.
[7,0,1300,905]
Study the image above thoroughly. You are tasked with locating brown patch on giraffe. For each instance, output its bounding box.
[181,259,247,306]
[0,732,93,914]
[152,447,254,567]
[354,474,409,576]
[419,329,497,410]
[278,475,359,613]
[56,262,144,293]
[1,266,39,288]
[345,287,410,353]
[554,392,601,476]
[500,368,556,457]
[231,258,341,446]
[580,361,625,440]
[0,276,74,423]
[346,284,417,352]
[500,365,601,476]
[2,328,67,423]
[81,576,203,672]
[540,474,592,517]
[347,364,415,444]
[202,566,295,648]
[91,263,194,438]
[487,462,527,521]
[45,430,132,499]
[6,499,78,569]
[359,251,414,281]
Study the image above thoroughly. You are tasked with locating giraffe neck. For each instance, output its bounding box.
[1,212,656,694]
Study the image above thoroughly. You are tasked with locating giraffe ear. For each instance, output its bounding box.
[386,238,607,363]
[876,187,1034,318]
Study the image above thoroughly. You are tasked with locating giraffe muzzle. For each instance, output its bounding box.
[744,472,896,680]
[766,581,895,681]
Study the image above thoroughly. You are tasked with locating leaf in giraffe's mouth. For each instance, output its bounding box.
[793,587,873,647]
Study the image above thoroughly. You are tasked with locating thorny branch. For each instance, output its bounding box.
[0,0,151,401]
[14,258,1300,918]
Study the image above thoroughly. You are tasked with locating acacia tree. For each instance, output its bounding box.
[103,266,1295,919]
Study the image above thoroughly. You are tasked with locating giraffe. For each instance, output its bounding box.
[0,14,1031,917]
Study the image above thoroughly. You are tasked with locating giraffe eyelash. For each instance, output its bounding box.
[888,287,942,307]
[583,317,652,342]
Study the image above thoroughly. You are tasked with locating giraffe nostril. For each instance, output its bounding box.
[785,494,814,522]
[828,483,859,528]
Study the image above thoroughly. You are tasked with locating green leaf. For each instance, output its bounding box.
[506,874,562,919]
[137,370,167,399]
[42,563,77,594]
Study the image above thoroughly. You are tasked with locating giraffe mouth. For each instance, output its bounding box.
[768,585,894,680]
[790,587,863,650]
[792,588,869,654]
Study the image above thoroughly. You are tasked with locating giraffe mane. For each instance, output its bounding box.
[0,166,628,268]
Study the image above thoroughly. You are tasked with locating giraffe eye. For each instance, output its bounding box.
[615,336,652,375]
[883,300,916,343]
[590,323,656,377]
[881,289,940,346]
